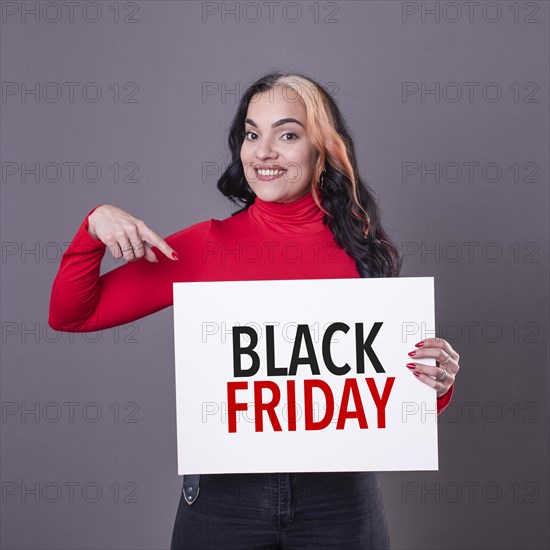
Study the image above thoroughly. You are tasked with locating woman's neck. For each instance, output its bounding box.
[247,191,326,236]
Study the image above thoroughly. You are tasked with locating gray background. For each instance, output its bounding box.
[1,0,548,548]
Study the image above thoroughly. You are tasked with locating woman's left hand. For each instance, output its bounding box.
[406,337,460,398]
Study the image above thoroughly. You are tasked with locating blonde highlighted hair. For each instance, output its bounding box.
[269,75,372,237]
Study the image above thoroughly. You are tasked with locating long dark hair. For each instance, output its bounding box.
[217,71,402,278]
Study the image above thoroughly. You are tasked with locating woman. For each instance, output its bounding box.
[49,71,460,549]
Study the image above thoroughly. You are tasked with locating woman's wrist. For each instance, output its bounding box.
[86,207,103,240]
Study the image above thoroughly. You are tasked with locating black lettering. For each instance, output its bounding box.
[266,325,287,376]
[322,322,351,375]
[355,322,385,373]
[289,324,320,376]
[232,326,260,377]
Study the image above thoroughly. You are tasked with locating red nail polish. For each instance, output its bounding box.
[415,341,425,348]
[406,363,416,369]
[172,252,179,260]
[408,350,416,357]
[413,371,420,377]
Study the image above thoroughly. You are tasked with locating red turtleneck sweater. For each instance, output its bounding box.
[48,192,453,412]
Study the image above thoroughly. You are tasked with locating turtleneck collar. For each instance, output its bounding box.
[247,191,326,236]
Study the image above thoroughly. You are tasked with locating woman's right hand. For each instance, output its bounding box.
[87,205,179,263]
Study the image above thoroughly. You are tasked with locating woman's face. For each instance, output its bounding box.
[240,85,319,203]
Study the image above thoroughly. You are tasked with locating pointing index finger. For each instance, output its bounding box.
[141,227,179,260]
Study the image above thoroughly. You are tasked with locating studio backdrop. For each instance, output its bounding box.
[1,1,548,549]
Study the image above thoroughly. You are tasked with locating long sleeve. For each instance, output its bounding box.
[437,383,454,415]
[48,206,212,332]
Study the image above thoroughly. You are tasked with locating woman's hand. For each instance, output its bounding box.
[405,337,459,398]
[87,204,179,263]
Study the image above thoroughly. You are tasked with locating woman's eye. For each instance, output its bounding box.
[244,131,297,141]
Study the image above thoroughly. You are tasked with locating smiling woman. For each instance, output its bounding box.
[240,85,319,204]
[48,70,459,549]
[217,72,404,279]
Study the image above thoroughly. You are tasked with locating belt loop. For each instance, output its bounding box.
[182,474,200,505]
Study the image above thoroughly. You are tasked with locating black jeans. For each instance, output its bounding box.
[170,472,391,549]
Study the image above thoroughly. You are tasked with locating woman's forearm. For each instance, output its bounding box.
[48,205,108,332]
[48,209,211,332]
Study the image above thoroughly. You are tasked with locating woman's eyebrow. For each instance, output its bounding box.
[245,117,305,129]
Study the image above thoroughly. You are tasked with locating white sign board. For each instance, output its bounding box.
[173,277,438,475]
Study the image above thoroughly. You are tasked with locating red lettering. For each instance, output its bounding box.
[304,379,334,430]
[365,377,395,428]
[254,381,282,432]
[226,377,394,433]
[286,379,297,431]
[336,378,368,429]
[227,381,249,433]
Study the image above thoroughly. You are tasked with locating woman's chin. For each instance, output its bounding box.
[251,185,311,204]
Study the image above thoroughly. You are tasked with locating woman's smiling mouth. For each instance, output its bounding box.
[255,166,288,181]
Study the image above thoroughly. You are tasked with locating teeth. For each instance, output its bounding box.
[257,169,285,176]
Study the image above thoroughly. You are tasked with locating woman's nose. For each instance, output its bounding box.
[254,139,278,160]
